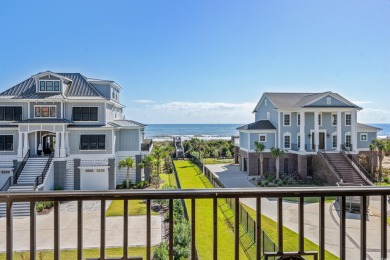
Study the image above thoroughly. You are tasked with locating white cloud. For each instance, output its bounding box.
[358,107,390,123]
[133,99,154,103]
[352,101,372,105]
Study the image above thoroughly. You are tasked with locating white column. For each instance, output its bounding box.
[314,111,319,152]
[23,132,29,155]
[351,110,358,152]
[299,111,305,152]
[60,131,66,157]
[54,132,60,157]
[112,129,116,155]
[337,111,342,151]
[17,132,23,158]
[66,131,70,156]
[278,111,281,148]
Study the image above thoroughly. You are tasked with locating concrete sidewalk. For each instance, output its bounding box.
[209,163,390,260]
[0,210,162,252]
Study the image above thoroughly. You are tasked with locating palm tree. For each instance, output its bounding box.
[271,147,284,180]
[372,139,385,181]
[141,154,154,183]
[118,157,135,189]
[368,143,376,175]
[152,146,165,177]
[254,141,265,178]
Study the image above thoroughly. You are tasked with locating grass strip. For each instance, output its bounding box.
[174,160,249,259]
[0,246,153,260]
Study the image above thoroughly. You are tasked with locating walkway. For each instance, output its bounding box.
[0,201,162,252]
[208,163,390,260]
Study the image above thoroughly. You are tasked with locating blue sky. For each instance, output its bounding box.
[0,0,389,124]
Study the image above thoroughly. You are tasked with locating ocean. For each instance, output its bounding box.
[144,123,390,141]
[144,124,242,141]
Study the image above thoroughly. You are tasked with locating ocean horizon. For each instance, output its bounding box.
[144,123,390,141]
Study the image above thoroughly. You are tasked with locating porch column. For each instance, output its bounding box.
[351,110,358,152]
[17,132,23,158]
[66,131,70,156]
[23,132,29,155]
[337,111,342,151]
[54,132,60,158]
[299,111,305,152]
[60,131,66,157]
[314,111,319,152]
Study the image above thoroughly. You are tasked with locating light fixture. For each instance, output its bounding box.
[327,133,330,138]
[308,134,311,138]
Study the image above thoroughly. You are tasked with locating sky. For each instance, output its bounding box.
[0,0,389,124]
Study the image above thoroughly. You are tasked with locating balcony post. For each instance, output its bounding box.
[17,132,23,158]
[299,111,305,152]
[23,132,29,156]
[337,111,342,151]
[60,131,66,158]
[314,111,319,152]
[54,132,60,157]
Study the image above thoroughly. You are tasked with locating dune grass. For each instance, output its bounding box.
[0,246,153,260]
[174,160,249,259]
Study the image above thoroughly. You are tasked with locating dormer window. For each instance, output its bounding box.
[39,80,61,92]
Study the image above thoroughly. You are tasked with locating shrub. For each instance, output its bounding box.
[264,181,269,186]
[384,176,389,183]
[36,203,44,212]
[44,201,54,209]
[153,242,169,260]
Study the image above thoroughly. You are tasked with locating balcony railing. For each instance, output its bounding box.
[1,187,389,260]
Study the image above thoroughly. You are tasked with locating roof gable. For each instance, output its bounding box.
[303,92,361,108]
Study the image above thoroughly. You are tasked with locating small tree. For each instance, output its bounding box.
[254,141,265,178]
[369,143,376,175]
[372,139,385,181]
[271,147,284,180]
[152,146,165,177]
[118,157,135,189]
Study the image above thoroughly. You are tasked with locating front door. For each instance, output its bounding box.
[319,133,325,149]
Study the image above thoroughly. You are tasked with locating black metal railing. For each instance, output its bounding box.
[291,143,300,151]
[34,154,54,190]
[341,143,352,152]
[341,145,376,183]
[14,149,30,185]
[0,176,13,192]
[1,187,389,260]
[305,144,315,152]
[318,150,344,182]
[141,139,153,152]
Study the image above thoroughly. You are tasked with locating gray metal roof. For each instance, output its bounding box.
[0,124,18,128]
[16,119,74,124]
[108,120,146,128]
[357,123,382,132]
[67,124,110,128]
[0,72,107,99]
[254,92,360,111]
[237,120,276,130]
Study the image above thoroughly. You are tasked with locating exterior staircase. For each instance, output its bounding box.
[323,153,371,186]
[0,156,50,217]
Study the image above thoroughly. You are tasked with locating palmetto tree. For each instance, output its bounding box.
[141,154,154,182]
[271,147,284,180]
[118,157,135,189]
[368,143,376,175]
[152,146,165,177]
[254,141,265,178]
[372,139,385,181]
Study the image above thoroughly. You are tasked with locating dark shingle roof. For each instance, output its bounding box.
[0,72,106,99]
[237,120,276,130]
[16,119,74,124]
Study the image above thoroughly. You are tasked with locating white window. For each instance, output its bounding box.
[332,134,337,148]
[265,99,267,106]
[284,134,291,149]
[283,113,291,126]
[327,97,331,105]
[332,114,337,126]
[297,134,301,149]
[39,80,61,92]
[266,112,270,120]
[259,134,267,142]
[318,113,322,126]
[360,133,368,141]
[345,113,351,126]
[34,106,56,118]
[85,169,94,173]
[297,114,300,126]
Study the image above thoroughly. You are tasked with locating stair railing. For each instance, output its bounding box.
[34,154,54,190]
[341,144,376,184]
[0,176,13,191]
[318,149,344,183]
[14,149,30,185]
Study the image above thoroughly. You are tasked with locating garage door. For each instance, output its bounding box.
[80,168,109,190]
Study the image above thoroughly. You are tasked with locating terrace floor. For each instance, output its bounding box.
[207,163,390,260]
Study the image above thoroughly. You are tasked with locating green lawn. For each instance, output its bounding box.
[242,205,339,260]
[283,197,336,203]
[174,160,249,259]
[375,182,390,186]
[0,246,153,260]
[160,172,177,187]
[387,217,390,225]
[203,157,235,165]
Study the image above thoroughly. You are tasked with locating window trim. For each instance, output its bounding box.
[345,132,352,148]
[0,106,23,122]
[326,97,331,105]
[297,113,300,126]
[360,133,368,142]
[283,113,291,126]
[259,134,267,142]
[34,105,57,118]
[332,132,337,148]
[0,134,14,152]
[345,112,352,126]
[72,106,99,122]
[38,80,61,92]
[331,113,337,126]
[297,133,301,149]
[283,132,291,149]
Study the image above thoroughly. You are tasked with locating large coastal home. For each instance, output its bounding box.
[0,71,152,196]
[237,92,380,185]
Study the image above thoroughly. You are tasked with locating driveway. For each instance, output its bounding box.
[208,163,390,260]
[0,201,162,252]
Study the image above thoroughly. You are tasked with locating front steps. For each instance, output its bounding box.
[17,157,49,185]
[0,185,35,217]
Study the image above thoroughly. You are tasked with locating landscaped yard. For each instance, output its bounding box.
[0,246,152,260]
[203,157,235,165]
